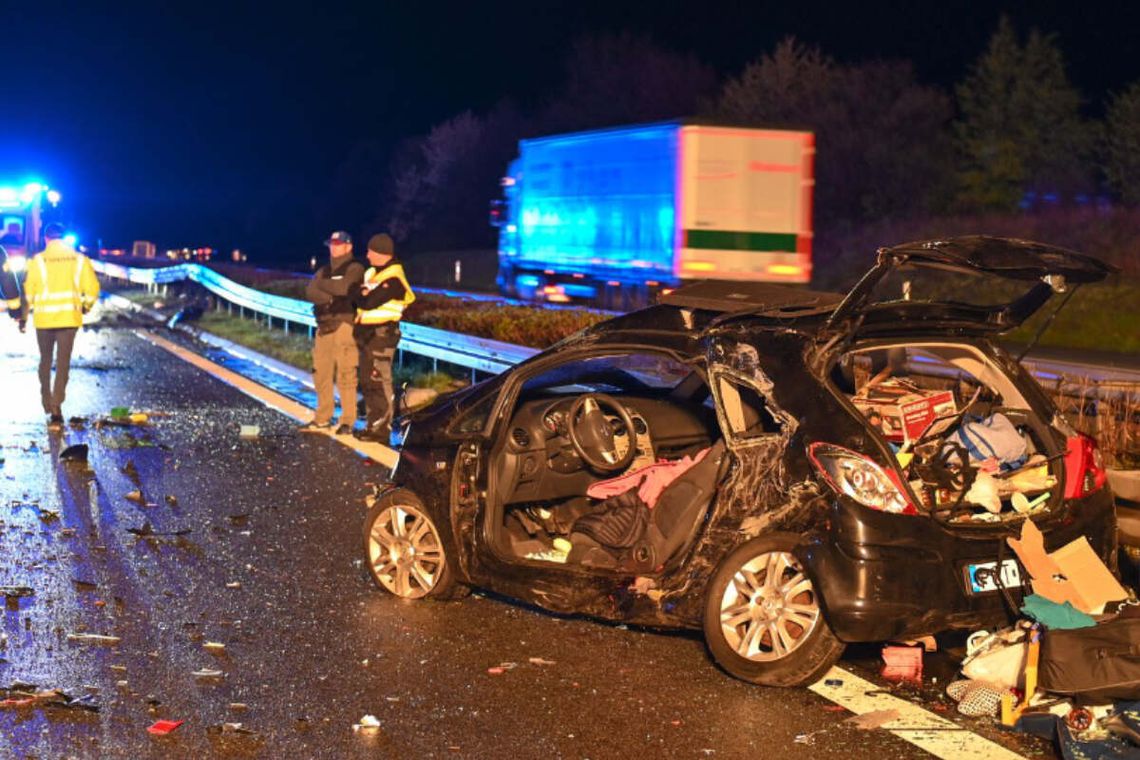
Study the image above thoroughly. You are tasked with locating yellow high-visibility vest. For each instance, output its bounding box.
[24,241,101,329]
[356,262,414,325]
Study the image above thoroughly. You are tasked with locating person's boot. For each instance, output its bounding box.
[353,423,389,443]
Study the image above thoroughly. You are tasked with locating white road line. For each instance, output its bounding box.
[135,329,399,468]
[809,666,1027,759]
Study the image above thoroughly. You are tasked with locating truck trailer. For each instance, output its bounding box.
[492,121,815,309]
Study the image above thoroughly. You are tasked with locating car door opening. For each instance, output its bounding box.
[488,351,727,570]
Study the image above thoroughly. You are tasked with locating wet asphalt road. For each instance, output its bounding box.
[0,318,1057,759]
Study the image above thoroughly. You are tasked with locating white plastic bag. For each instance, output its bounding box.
[960,628,1028,690]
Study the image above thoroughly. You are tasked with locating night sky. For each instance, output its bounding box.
[3,1,1138,264]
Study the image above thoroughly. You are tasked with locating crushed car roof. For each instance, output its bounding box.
[658,281,843,315]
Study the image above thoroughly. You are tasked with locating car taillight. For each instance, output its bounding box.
[1063,433,1107,499]
[808,443,917,515]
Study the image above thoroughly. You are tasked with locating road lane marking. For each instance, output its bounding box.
[809,666,1027,759]
[135,329,399,468]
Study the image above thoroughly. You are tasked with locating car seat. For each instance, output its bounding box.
[567,439,730,571]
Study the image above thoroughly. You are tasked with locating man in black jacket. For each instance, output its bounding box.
[0,245,24,331]
[353,233,414,442]
[302,231,365,434]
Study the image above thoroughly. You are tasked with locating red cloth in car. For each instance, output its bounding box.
[586,447,711,509]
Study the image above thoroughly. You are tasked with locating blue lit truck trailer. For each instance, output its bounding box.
[493,121,815,309]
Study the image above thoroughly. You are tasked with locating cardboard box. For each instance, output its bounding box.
[1007,520,1128,614]
[853,382,957,443]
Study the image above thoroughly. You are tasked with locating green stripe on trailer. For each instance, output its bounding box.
[685,230,798,252]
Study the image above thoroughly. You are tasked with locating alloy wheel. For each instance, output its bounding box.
[367,503,446,599]
[717,550,821,662]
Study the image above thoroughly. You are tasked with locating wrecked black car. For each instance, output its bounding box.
[362,236,1119,687]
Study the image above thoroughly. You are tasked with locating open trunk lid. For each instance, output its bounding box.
[825,236,1118,337]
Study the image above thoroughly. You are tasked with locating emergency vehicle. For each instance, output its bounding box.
[0,181,63,272]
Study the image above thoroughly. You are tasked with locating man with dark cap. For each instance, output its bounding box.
[302,230,365,434]
[353,233,414,442]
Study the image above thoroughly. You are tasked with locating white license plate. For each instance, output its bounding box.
[964,559,1023,594]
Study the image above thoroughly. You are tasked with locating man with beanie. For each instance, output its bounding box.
[353,233,414,442]
[302,231,365,434]
[22,223,100,429]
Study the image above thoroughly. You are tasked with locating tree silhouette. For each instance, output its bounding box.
[1105,81,1140,206]
[954,16,1095,211]
[538,32,716,132]
[714,37,953,222]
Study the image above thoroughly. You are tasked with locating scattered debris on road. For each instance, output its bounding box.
[66,633,122,645]
[147,719,184,735]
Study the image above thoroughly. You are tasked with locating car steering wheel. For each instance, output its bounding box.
[567,393,637,473]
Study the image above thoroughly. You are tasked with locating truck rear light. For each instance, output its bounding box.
[682,261,716,272]
[767,264,803,276]
[808,443,917,515]
[1063,433,1107,499]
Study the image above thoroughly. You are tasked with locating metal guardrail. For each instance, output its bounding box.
[92,259,540,374]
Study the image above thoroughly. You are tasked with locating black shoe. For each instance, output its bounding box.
[353,427,389,443]
[334,424,353,436]
[298,421,333,432]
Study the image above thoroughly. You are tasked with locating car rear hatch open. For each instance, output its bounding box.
[824,236,1118,338]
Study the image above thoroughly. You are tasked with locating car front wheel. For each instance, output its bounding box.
[362,490,464,600]
[703,533,844,687]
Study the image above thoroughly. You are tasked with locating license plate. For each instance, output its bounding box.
[964,559,1023,594]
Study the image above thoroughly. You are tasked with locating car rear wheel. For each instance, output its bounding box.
[362,491,465,600]
[703,533,844,687]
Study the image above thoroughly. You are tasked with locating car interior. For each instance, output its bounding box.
[830,342,1067,524]
[489,351,733,571]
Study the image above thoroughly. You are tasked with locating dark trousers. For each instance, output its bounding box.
[36,327,78,415]
[356,324,399,433]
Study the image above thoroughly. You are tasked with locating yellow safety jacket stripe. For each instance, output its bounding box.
[356,263,415,324]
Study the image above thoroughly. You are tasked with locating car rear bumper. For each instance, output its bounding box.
[801,488,1118,642]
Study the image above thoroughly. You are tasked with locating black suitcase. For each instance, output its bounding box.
[1038,617,1140,703]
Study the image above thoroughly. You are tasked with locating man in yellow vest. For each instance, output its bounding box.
[353,233,414,442]
[22,223,100,429]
